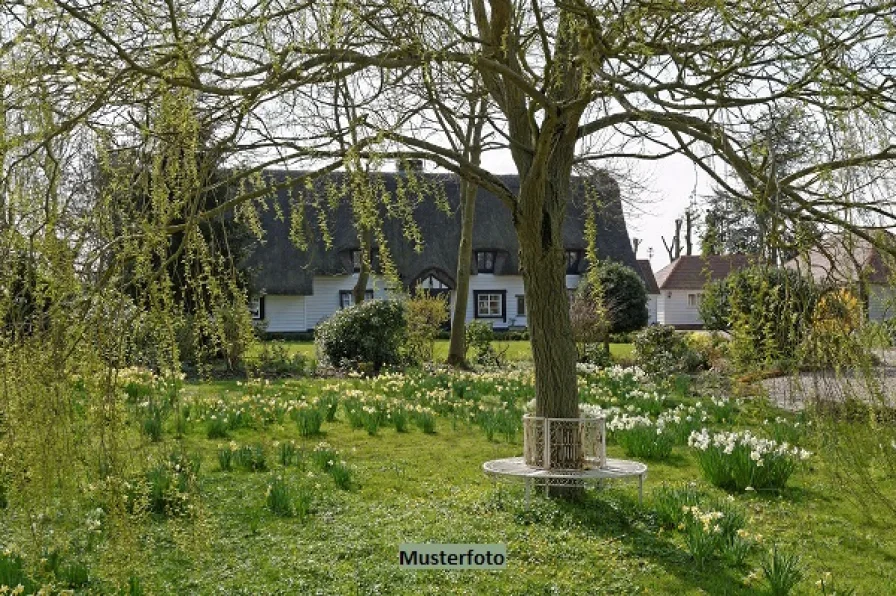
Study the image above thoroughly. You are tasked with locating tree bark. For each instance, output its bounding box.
[352,227,373,305]
[446,178,476,368]
[515,130,581,426]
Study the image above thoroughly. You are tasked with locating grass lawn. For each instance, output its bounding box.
[249,339,634,364]
[3,369,893,594]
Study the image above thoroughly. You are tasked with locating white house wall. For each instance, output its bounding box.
[647,294,658,325]
[869,285,896,322]
[305,275,391,328]
[263,295,308,332]
[657,290,703,327]
[261,273,585,332]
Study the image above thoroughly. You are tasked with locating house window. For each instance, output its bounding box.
[688,293,702,308]
[516,295,526,317]
[566,250,583,274]
[339,289,374,309]
[419,274,448,290]
[474,290,505,319]
[351,248,380,273]
[476,251,496,273]
[248,296,264,320]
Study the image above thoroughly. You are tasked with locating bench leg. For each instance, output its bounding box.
[638,475,644,505]
[524,479,531,508]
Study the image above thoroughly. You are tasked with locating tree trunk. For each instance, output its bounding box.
[446,178,476,368]
[516,167,580,423]
[517,172,583,498]
[446,96,486,368]
[352,227,373,304]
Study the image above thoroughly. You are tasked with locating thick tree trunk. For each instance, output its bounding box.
[447,178,476,368]
[520,229,579,420]
[516,164,580,423]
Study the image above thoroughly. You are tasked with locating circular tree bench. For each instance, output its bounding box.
[483,456,648,505]
[483,415,647,505]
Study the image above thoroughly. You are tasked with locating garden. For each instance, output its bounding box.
[2,343,894,594]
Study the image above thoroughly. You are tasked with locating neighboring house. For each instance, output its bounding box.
[243,169,639,333]
[784,232,896,321]
[636,260,660,325]
[654,254,754,329]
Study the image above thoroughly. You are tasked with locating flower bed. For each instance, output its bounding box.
[688,429,811,491]
[607,414,674,460]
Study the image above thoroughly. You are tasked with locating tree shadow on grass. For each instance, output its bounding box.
[537,491,757,595]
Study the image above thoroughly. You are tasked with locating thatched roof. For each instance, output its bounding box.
[243,170,638,295]
[636,260,660,294]
[783,231,896,285]
[655,254,755,290]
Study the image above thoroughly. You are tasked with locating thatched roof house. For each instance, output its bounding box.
[245,169,638,294]
[241,169,640,332]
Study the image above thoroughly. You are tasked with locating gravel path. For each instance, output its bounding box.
[760,350,896,411]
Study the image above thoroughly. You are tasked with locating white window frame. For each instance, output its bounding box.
[339,289,374,309]
[516,294,526,317]
[475,292,503,318]
[687,293,702,308]
[248,296,263,320]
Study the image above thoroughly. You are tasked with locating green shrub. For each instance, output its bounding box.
[577,261,648,333]
[206,415,229,439]
[315,299,407,373]
[700,266,818,369]
[413,407,437,434]
[464,320,504,366]
[633,325,703,376]
[0,550,36,593]
[404,290,448,365]
[311,442,340,471]
[250,341,310,377]
[218,444,235,471]
[277,441,301,467]
[132,451,199,516]
[266,476,297,517]
[328,462,353,490]
[609,415,674,460]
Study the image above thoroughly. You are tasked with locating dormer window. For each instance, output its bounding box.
[476,251,496,273]
[566,250,584,274]
[351,248,381,273]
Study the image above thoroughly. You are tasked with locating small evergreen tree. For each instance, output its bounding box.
[577,261,648,334]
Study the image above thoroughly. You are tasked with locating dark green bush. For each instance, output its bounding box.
[315,299,407,373]
[577,261,648,333]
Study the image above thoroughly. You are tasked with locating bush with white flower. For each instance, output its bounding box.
[688,429,811,491]
[608,414,675,460]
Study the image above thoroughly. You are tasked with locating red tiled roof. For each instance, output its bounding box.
[655,254,755,290]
